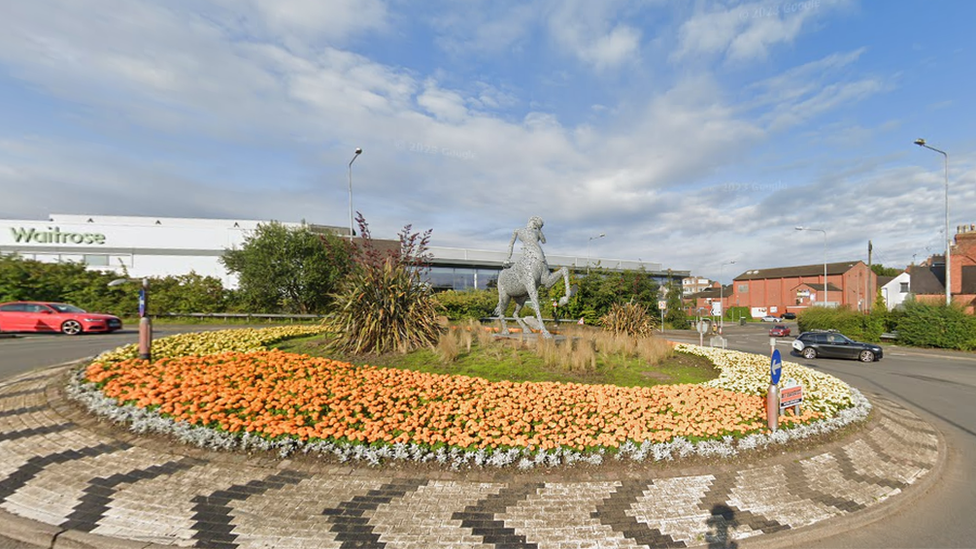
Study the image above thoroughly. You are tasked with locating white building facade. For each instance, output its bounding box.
[881,271,912,310]
[1,214,687,291]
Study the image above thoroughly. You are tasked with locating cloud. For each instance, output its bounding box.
[546,1,643,70]
[672,0,845,63]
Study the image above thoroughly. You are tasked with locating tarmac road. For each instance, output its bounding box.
[666,323,976,548]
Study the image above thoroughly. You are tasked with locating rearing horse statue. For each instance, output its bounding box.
[494,216,575,338]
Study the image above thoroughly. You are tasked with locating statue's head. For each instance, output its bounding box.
[528,216,544,229]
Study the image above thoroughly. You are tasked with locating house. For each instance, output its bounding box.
[731,261,877,317]
[880,273,910,310]
[683,283,733,317]
[911,224,976,313]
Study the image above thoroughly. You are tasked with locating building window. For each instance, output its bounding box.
[737,284,748,293]
[84,254,109,266]
[900,282,909,293]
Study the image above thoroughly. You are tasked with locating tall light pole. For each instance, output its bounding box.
[586,233,605,274]
[796,227,827,306]
[348,148,362,241]
[108,277,152,360]
[914,138,951,305]
[719,260,735,332]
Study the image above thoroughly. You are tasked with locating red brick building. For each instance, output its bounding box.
[730,261,878,317]
[913,224,976,313]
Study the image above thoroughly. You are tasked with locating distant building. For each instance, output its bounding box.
[681,276,713,296]
[0,214,689,292]
[910,224,976,313]
[880,272,910,311]
[731,261,877,318]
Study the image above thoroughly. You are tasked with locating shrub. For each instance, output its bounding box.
[324,215,443,355]
[599,302,656,337]
[797,305,883,341]
[434,289,498,320]
[725,306,751,321]
[895,300,976,350]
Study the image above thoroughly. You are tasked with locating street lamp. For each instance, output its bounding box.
[586,233,606,274]
[795,227,827,306]
[719,260,735,332]
[348,147,363,241]
[108,277,152,360]
[914,138,951,305]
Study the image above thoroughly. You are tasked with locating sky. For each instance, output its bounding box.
[1,0,975,284]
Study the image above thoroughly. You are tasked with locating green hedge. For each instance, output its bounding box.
[433,289,499,320]
[797,305,885,342]
[895,301,976,350]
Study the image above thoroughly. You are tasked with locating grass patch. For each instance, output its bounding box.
[273,323,717,388]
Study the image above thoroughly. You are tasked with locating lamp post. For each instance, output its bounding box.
[719,260,735,332]
[348,147,362,241]
[914,138,951,305]
[108,277,151,360]
[795,227,827,306]
[586,233,606,274]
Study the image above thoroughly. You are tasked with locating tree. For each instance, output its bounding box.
[556,267,660,325]
[220,222,354,314]
[664,274,688,329]
[871,264,902,277]
[149,272,228,314]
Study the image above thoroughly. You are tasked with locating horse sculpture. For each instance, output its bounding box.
[494,216,575,338]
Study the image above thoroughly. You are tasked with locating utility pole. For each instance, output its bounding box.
[867,240,872,313]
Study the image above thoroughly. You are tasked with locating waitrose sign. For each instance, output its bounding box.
[8,226,107,245]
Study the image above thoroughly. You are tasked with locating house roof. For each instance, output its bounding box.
[791,282,843,292]
[877,275,896,287]
[734,261,865,281]
[907,265,946,294]
[687,285,732,300]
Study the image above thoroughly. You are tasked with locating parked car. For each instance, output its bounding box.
[781,312,797,320]
[0,301,122,335]
[791,331,883,362]
[769,325,791,337]
[761,315,781,322]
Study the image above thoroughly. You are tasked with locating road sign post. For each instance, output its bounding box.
[767,349,783,431]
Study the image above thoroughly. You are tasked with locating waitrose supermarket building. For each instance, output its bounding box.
[0,214,686,291]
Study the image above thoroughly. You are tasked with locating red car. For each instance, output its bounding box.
[0,301,122,335]
[769,324,791,337]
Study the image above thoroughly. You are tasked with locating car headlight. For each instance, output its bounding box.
[82,318,104,322]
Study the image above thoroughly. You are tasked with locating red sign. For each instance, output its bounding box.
[780,385,803,408]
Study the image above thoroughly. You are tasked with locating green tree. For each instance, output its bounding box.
[664,274,688,329]
[220,222,354,314]
[556,267,660,325]
[870,264,902,277]
[149,272,228,314]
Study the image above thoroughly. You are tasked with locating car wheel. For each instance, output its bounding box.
[859,350,875,362]
[61,320,83,335]
[802,347,817,359]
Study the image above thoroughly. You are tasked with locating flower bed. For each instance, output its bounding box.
[69,327,870,468]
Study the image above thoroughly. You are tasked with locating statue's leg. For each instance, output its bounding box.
[542,267,574,306]
[512,298,530,333]
[525,282,551,338]
[495,291,511,334]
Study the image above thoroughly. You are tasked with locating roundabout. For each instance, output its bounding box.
[0,327,944,548]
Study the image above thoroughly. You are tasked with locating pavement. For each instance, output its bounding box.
[0,361,944,549]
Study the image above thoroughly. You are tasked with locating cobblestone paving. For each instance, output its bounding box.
[0,366,941,549]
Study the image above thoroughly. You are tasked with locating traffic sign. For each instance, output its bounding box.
[770,349,782,385]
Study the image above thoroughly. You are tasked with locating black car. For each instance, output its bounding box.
[781,312,797,320]
[791,331,883,362]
